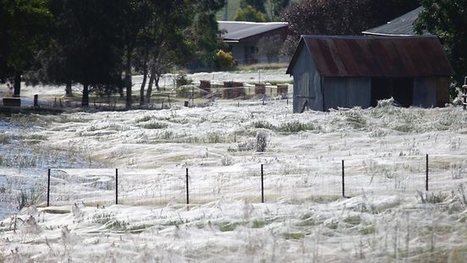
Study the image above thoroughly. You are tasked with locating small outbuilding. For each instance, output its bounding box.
[286,35,453,113]
[218,21,288,64]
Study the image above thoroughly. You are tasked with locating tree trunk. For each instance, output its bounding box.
[155,74,161,91]
[139,64,148,106]
[146,64,156,103]
[125,51,132,109]
[13,72,21,97]
[82,83,89,107]
[65,80,73,97]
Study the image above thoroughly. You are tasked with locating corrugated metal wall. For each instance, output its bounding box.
[323,77,371,110]
[413,78,437,107]
[292,48,323,112]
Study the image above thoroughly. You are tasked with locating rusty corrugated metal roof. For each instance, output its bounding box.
[286,35,453,77]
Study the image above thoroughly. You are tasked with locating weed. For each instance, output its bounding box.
[256,131,268,152]
[16,187,43,210]
[416,191,448,204]
[359,225,376,235]
[136,115,152,123]
[206,132,222,143]
[344,111,367,129]
[276,121,314,133]
[142,121,168,130]
[251,219,267,228]
[91,212,128,231]
[252,121,274,130]
[283,232,305,240]
[0,134,10,144]
[218,222,242,232]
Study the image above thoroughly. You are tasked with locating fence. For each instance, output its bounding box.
[0,154,466,210]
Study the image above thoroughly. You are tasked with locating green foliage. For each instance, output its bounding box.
[234,4,268,22]
[0,0,52,94]
[240,0,266,13]
[415,0,467,95]
[141,121,168,130]
[214,50,236,70]
[276,121,314,133]
[175,73,193,88]
[270,0,290,20]
[281,0,418,56]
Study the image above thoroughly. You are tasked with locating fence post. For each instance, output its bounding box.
[426,154,429,191]
[261,164,264,203]
[342,160,345,198]
[115,168,119,205]
[186,168,189,205]
[47,169,51,207]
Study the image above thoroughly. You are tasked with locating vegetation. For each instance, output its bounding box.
[0,0,52,97]
[281,0,419,55]
[234,2,268,22]
[0,0,226,108]
[415,0,467,96]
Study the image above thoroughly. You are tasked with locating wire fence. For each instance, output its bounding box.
[0,154,466,211]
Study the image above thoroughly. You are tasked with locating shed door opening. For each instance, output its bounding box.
[371,78,414,107]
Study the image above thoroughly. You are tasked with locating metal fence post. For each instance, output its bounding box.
[115,168,119,205]
[426,154,429,191]
[47,168,51,207]
[261,164,264,203]
[342,160,345,198]
[186,168,189,205]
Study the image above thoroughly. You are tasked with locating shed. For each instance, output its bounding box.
[286,35,453,113]
[218,21,288,64]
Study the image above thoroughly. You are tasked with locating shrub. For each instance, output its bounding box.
[141,121,168,129]
[256,131,268,152]
[215,50,236,70]
[277,121,313,133]
[252,120,274,130]
[175,73,192,88]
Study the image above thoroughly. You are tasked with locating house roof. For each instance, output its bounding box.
[362,7,430,36]
[286,35,453,78]
[218,21,288,43]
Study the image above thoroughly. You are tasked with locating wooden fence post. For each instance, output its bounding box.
[115,168,119,205]
[186,168,189,205]
[261,164,264,203]
[47,169,51,207]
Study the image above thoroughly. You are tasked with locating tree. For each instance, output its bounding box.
[135,0,225,105]
[186,0,226,70]
[281,0,419,56]
[0,0,52,97]
[270,0,290,21]
[45,0,124,107]
[241,0,266,13]
[234,4,268,22]
[415,0,467,90]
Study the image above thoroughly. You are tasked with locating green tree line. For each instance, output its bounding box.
[0,0,225,108]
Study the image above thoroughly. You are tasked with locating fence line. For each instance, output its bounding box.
[30,154,467,208]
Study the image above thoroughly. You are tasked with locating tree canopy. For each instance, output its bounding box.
[0,0,52,96]
[281,0,419,55]
[1,0,225,108]
[415,0,467,86]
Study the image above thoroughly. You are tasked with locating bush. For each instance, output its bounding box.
[277,121,314,133]
[256,131,268,152]
[175,73,192,88]
[215,50,236,70]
